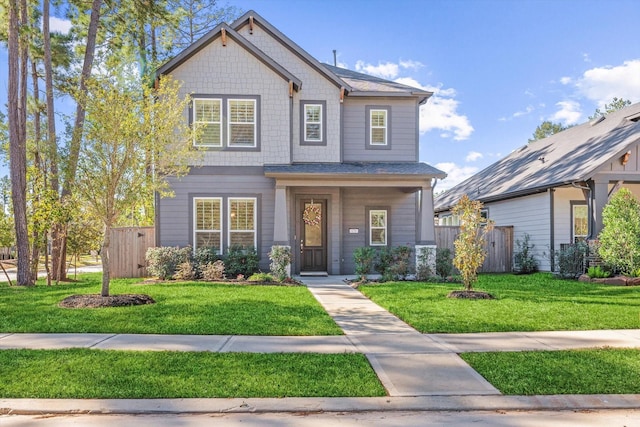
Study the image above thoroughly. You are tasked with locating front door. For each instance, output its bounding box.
[300,199,327,272]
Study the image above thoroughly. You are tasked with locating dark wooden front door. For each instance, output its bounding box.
[300,199,327,272]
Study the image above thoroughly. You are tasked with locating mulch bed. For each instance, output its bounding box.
[59,294,156,308]
[447,290,495,299]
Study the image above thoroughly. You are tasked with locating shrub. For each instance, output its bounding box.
[353,246,376,281]
[173,261,197,281]
[554,242,588,279]
[452,195,494,290]
[247,272,274,282]
[598,188,640,276]
[201,260,225,281]
[374,247,394,278]
[375,246,414,282]
[269,246,292,282]
[225,245,259,278]
[435,247,453,278]
[145,246,191,280]
[514,233,538,274]
[587,265,610,279]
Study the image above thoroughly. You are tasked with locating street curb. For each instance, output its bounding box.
[1,395,639,415]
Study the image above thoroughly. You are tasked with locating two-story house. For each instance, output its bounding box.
[155,10,445,275]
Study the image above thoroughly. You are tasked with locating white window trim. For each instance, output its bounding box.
[193,98,222,147]
[227,99,257,147]
[228,197,257,248]
[304,103,323,142]
[193,197,222,252]
[369,109,388,146]
[369,209,387,246]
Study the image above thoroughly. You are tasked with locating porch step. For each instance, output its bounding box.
[300,271,328,277]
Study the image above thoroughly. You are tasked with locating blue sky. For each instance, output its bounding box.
[2,0,640,190]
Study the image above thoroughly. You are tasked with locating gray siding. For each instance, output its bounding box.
[343,98,419,162]
[158,169,275,271]
[341,188,417,274]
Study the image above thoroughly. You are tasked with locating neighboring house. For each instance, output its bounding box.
[434,103,640,271]
[155,11,445,275]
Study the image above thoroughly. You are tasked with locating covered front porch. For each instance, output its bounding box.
[264,163,445,275]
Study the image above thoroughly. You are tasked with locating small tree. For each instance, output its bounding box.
[75,73,201,296]
[598,188,640,275]
[452,195,494,290]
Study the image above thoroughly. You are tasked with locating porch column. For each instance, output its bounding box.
[273,185,289,245]
[419,182,436,245]
[591,179,609,238]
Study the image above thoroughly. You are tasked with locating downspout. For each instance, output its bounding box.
[571,181,593,239]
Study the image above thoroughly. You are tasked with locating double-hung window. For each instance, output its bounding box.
[572,203,588,243]
[370,109,387,145]
[304,104,322,142]
[194,198,222,251]
[193,99,222,147]
[229,198,256,248]
[369,209,387,246]
[228,99,256,147]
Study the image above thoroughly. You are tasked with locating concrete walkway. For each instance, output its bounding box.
[1,275,640,414]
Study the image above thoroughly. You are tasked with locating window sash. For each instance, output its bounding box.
[228,198,256,248]
[193,99,222,147]
[194,198,222,252]
[573,204,588,241]
[370,110,387,145]
[304,104,322,142]
[228,99,256,146]
[370,209,387,246]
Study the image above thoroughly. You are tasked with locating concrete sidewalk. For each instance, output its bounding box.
[1,275,640,414]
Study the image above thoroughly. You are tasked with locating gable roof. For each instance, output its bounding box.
[231,11,349,91]
[323,64,433,104]
[265,162,446,178]
[156,22,302,91]
[434,103,640,212]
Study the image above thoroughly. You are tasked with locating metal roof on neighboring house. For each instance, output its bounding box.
[434,103,640,212]
[265,162,446,177]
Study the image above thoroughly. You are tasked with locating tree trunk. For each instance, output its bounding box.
[53,0,102,281]
[8,0,32,286]
[30,59,42,283]
[100,224,111,297]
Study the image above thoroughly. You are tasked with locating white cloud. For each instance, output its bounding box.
[465,151,483,162]
[44,16,72,34]
[559,76,572,85]
[435,162,479,191]
[551,100,582,125]
[354,60,399,79]
[575,59,640,106]
[582,53,591,63]
[399,59,424,71]
[513,105,535,118]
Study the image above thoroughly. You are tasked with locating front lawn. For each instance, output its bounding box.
[359,273,640,333]
[0,349,385,398]
[462,348,640,395]
[0,273,341,335]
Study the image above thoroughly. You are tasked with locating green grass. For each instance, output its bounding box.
[0,349,385,398]
[0,273,341,335]
[359,273,640,333]
[461,348,640,395]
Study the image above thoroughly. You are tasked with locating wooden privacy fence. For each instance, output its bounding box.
[109,227,155,278]
[435,226,514,273]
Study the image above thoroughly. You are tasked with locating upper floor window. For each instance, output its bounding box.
[191,95,260,150]
[365,105,391,150]
[300,100,327,145]
[193,99,222,147]
[370,110,387,145]
[369,209,387,246]
[228,99,256,147]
